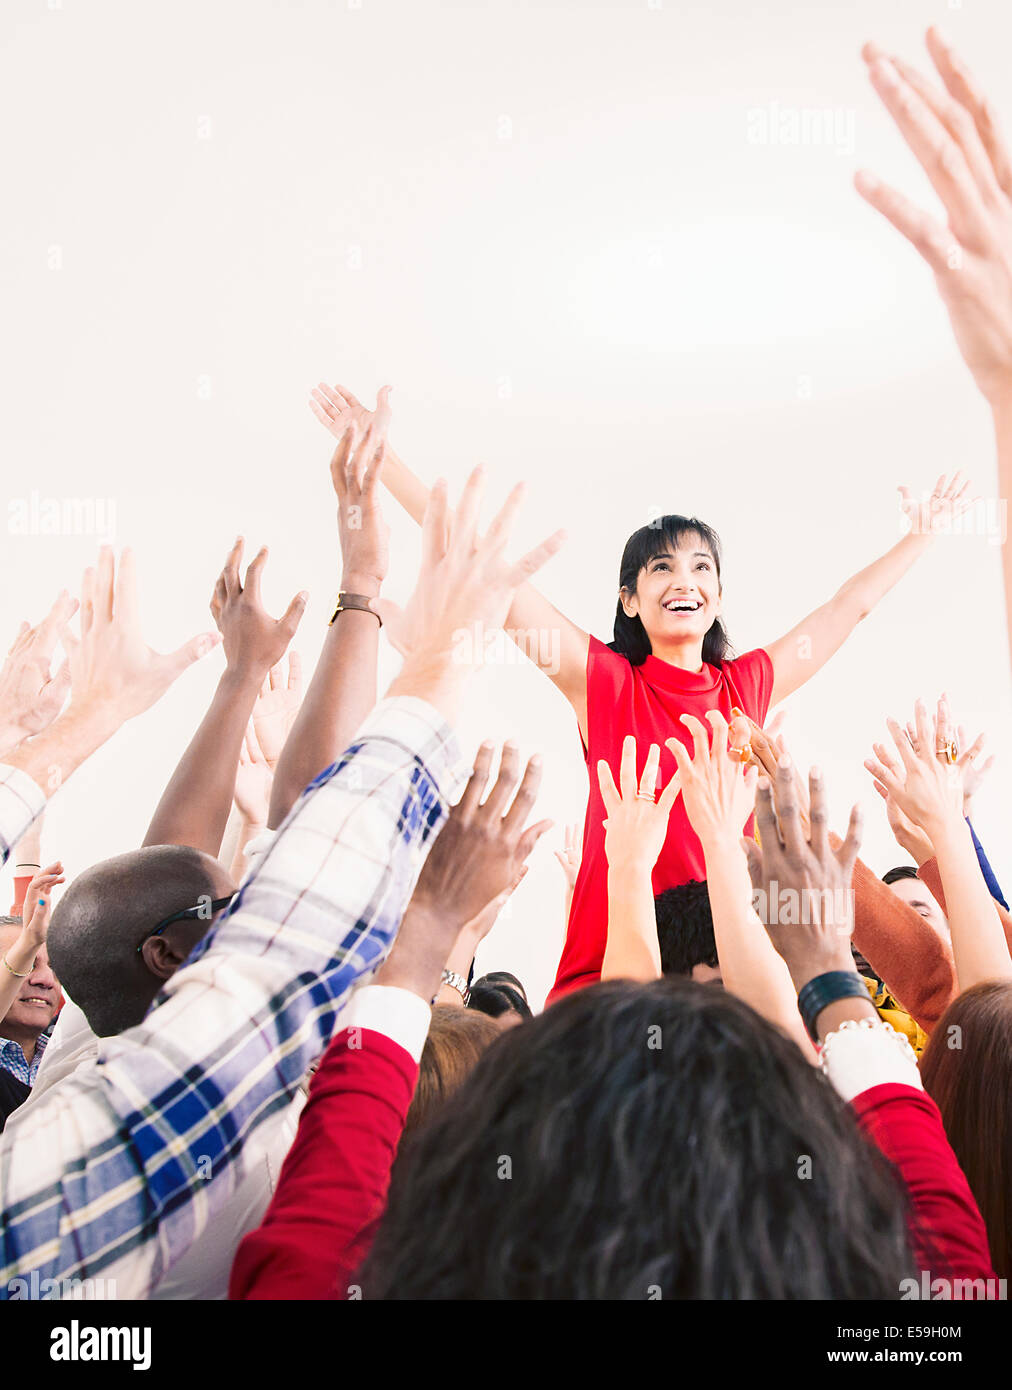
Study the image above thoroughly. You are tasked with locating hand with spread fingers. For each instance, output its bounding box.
[744,759,864,993]
[857,28,1012,407]
[250,655,303,769]
[330,388,392,596]
[664,712,757,852]
[0,591,78,754]
[597,736,682,873]
[378,742,551,1001]
[864,697,963,840]
[210,539,307,680]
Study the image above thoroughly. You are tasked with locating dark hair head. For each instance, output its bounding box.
[654,880,718,976]
[921,981,1012,1279]
[610,516,732,668]
[47,845,234,1038]
[882,866,920,886]
[361,978,917,1298]
[475,970,528,1004]
[404,1006,501,1140]
[468,981,533,1021]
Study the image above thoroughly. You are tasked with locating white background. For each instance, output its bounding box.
[1,0,1010,1007]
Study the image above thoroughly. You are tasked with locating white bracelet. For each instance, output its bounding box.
[819,1016,921,1102]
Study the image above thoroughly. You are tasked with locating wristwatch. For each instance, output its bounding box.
[329,591,381,626]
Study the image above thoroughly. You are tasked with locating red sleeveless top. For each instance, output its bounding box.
[548,635,773,1002]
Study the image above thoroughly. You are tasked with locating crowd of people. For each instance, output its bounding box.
[2,27,1012,1301]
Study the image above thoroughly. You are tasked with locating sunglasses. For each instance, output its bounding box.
[137,895,236,955]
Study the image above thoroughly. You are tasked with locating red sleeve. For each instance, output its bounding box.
[851,1082,995,1282]
[229,1026,418,1301]
[724,648,774,725]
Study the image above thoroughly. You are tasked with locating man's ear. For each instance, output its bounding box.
[139,934,188,981]
[619,587,639,619]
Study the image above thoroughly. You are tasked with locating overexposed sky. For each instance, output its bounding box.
[2,0,1010,1006]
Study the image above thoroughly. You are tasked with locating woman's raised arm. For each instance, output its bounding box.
[310,383,590,731]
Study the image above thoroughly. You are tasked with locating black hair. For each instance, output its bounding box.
[47,845,234,1037]
[476,970,528,1003]
[654,880,718,976]
[467,981,533,1021]
[610,515,733,668]
[882,865,920,886]
[359,978,919,1299]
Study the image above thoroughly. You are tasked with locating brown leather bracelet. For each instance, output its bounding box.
[329,592,381,627]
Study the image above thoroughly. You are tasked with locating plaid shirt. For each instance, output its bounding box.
[0,1031,48,1086]
[0,696,464,1298]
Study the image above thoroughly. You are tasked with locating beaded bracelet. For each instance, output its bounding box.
[819,1015,919,1075]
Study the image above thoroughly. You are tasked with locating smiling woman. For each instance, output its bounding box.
[309,382,977,1002]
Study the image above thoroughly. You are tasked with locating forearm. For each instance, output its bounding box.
[228,815,267,884]
[2,704,119,802]
[143,667,261,855]
[0,926,45,1017]
[928,814,1012,990]
[703,839,813,1055]
[375,903,461,1005]
[601,862,662,982]
[269,592,380,829]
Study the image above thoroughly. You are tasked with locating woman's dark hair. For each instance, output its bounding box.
[475,970,529,1003]
[610,515,733,668]
[360,979,917,1299]
[920,981,1012,1279]
[468,981,533,1021]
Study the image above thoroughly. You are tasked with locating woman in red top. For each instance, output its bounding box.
[307,387,971,994]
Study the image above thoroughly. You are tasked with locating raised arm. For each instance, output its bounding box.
[856,30,1012,665]
[865,698,1012,992]
[143,540,305,854]
[268,405,389,827]
[309,382,588,728]
[666,714,814,1057]
[764,475,970,706]
[597,737,680,983]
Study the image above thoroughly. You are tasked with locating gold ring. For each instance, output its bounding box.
[635,791,656,802]
[731,743,752,763]
[936,739,958,764]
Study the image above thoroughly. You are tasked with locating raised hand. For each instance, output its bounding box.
[209,539,307,679]
[64,547,221,726]
[857,29,1012,406]
[597,737,681,872]
[309,381,382,445]
[864,697,964,838]
[233,723,273,827]
[383,469,566,719]
[897,472,974,536]
[250,655,303,767]
[553,822,582,890]
[21,862,66,946]
[331,389,392,595]
[378,743,552,1001]
[745,760,863,991]
[0,592,78,753]
[955,721,994,818]
[410,742,552,932]
[664,712,757,850]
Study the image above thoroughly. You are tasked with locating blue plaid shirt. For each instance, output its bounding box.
[0,1030,48,1086]
[0,697,464,1298]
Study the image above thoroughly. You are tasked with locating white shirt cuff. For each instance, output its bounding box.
[338,984,432,1064]
[820,1020,923,1103]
